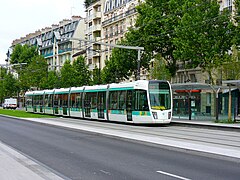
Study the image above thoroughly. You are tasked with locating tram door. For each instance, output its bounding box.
[126,90,133,121]
[97,92,105,119]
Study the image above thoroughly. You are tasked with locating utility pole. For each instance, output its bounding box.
[65,37,144,80]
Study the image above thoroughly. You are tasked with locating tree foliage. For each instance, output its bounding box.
[0,67,18,102]
[46,71,60,89]
[20,56,48,90]
[221,47,240,80]
[92,67,102,85]
[10,44,38,64]
[72,56,91,86]
[101,39,150,83]
[59,60,76,88]
[150,54,171,81]
[234,0,240,49]
[127,0,183,77]
[84,0,98,8]
[173,0,234,83]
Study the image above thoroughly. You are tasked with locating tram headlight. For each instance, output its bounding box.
[168,112,171,119]
[152,112,158,119]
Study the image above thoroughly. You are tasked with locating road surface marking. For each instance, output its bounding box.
[157,170,191,180]
[100,169,111,175]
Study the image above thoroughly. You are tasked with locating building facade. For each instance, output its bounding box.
[11,16,85,71]
[85,0,103,72]
[84,0,141,79]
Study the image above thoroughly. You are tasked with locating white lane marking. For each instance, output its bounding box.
[157,170,191,180]
[100,170,111,175]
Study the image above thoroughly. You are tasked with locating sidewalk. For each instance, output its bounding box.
[0,141,64,180]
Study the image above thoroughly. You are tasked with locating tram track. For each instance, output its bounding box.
[34,117,240,150]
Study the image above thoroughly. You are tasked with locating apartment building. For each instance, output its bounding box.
[219,0,234,12]
[11,16,85,71]
[84,0,140,77]
[85,0,103,71]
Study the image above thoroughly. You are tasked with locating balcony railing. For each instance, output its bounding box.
[102,8,137,27]
[92,24,101,32]
[223,6,232,12]
[93,12,101,19]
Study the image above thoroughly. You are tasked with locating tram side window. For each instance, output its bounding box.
[70,93,76,108]
[54,95,59,106]
[134,90,149,111]
[26,96,33,107]
[109,91,118,110]
[33,96,37,106]
[91,92,97,109]
[62,94,68,107]
[44,95,48,107]
[84,93,91,108]
[36,95,40,106]
[58,94,63,107]
[76,93,82,108]
[48,95,53,107]
[39,95,43,106]
[118,91,126,110]
[97,92,106,109]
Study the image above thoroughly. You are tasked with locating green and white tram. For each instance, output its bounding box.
[25,80,172,124]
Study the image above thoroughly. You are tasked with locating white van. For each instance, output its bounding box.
[3,98,17,109]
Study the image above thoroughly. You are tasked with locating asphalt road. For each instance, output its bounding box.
[0,116,239,180]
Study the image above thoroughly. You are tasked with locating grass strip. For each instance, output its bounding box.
[0,109,55,118]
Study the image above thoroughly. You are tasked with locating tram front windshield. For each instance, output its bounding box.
[149,82,171,110]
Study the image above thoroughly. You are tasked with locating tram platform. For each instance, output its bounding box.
[172,117,240,130]
[1,115,240,179]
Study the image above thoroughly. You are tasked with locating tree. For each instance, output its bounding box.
[221,47,240,80]
[101,58,118,84]
[0,68,19,102]
[10,44,38,65]
[59,60,76,88]
[20,56,48,90]
[47,71,60,89]
[173,0,234,84]
[0,67,7,102]
[72,56,91,86]
[150,54,171,81]
[126,0,183,77]
[84,0,98,8]
[233,0,240,49]
[101,39,150,82]
[3,72,19,98]
[92,66,102,85]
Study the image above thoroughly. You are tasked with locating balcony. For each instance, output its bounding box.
[93,51,100,57]
[87,52,93,59]
[93,0,101,8]
[89,64,95,70]
[95,37,101,41]
[85,14,93,22]
[102,8,137,27]
[93,12,101,19]
[84,26,93,35]
[225,6,232,12]
[92,24,101,32]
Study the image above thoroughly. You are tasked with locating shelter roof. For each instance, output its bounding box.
[222,80,240,86]
[171,83,223,91]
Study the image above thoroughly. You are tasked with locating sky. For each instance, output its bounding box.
[0,0,86,64]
